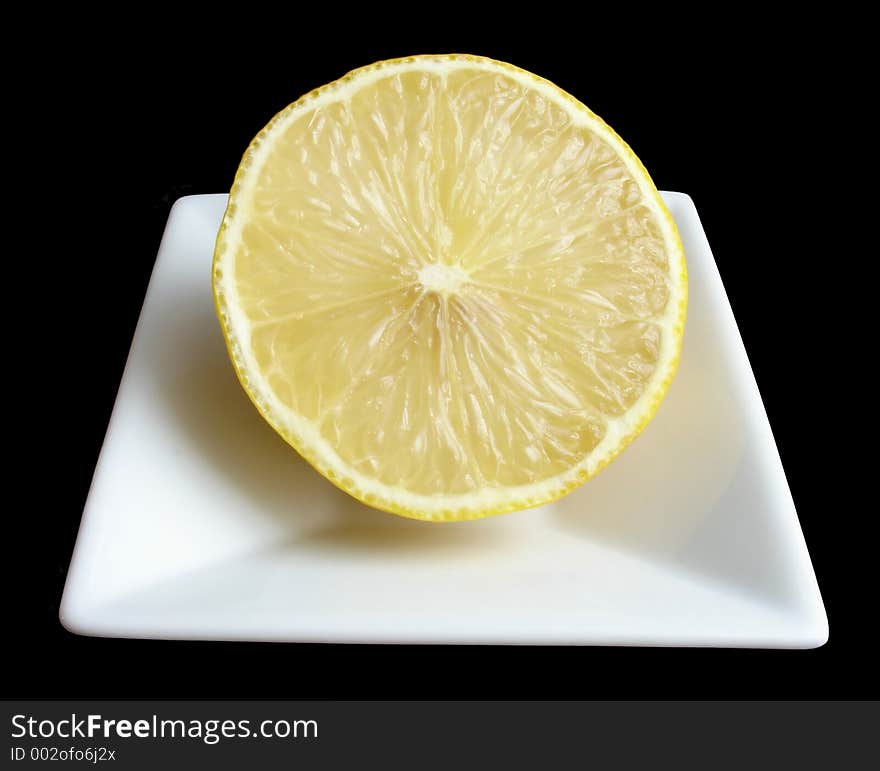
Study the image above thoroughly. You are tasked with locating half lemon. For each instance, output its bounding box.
[213,54,687,521]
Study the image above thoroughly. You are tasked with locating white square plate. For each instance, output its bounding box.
[60,193,827,647]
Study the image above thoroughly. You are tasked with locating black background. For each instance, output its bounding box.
[9,24,869,698]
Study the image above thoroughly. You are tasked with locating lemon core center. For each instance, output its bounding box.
[417,263,470,295]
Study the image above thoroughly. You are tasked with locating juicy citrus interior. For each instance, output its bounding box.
[213,55,687,521]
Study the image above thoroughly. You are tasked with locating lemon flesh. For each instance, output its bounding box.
[213,55,687,521]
